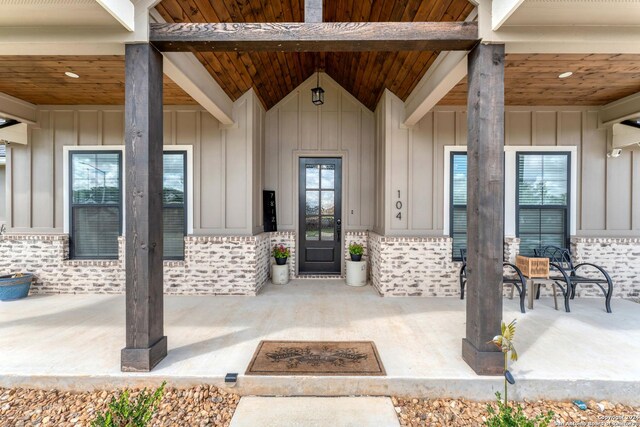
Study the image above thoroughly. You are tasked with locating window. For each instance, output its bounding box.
[450,152,467,260]
[68,149,188,260]
[70,151,122,259]
[163,151,187,260]
[516,152,570,256]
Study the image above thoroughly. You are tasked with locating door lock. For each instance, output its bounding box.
[336,219,341,240]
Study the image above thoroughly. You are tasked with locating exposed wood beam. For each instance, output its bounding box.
[96,0,136,31]
[492,0,525,30]
[600,92,640,128]
[163,53,234,124]
[404,52,467,126]
[0,92,37,125]
[121,43,167,372]
[305,0,323,23]
[150,7,235,124]
[150,22,479,52]
[462,43,505,376]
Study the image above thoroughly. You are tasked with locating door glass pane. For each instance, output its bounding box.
[306,165,320,189]
[305,216,319,240]
[321,164,335,189]
[321,216,334,240]
[321,191,334,215]
[306,191,319,215]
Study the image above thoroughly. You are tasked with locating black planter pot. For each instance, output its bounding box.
[275,257,288,265]
[350,254,362,262]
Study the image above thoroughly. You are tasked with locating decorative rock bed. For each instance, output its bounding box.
[0,385,239,427]
[392,396,640,426]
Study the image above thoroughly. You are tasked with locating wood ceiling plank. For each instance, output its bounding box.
[157,1,246,99]
[0,55,197,105]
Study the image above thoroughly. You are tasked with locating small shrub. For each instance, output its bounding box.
[92,382,166,427]
[348,243,364,256]
[485,393,554,427]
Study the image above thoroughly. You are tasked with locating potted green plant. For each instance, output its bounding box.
[348,242,364,262]
[272,244,290,265]
[0,273,34,301]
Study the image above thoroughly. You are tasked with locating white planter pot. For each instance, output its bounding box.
[271,263,290,285]
[346,260,367,287]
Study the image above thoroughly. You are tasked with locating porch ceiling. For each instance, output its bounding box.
[439,54,640,106]
[154,0,476,110]
[0,56,197,105]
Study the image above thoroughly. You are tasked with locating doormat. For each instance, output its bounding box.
[245,341,385,376]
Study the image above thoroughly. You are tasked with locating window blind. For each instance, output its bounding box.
[163,152,186,259]
[450,153,467,260]
[70,152,122,259]
[516,153,570,256]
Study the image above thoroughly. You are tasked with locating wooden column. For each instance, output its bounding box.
[121,43,166,372]
[462,43,505,376]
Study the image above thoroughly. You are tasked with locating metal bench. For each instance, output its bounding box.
[534,246,613,314]
[458,249,528,313]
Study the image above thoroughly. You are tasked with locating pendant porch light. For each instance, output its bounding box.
[311,71,324,106]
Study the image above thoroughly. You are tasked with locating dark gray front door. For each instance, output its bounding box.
[298,158,342,274]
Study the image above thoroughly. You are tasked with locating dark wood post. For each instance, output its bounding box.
[121,43,167,372]
[462,43,505,376]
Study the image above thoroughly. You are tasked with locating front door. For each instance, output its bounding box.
[298,158,342,274]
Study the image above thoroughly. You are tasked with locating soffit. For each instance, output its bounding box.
[439,53,640,106]
[0,0,120,27]
[0,56,197,105]
[505,0,640,27]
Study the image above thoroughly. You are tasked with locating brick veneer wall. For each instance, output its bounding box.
[3,232,638,298]
[268,231,296,278]
[369,232,461,296]
[571,237,640,299]
[0,233,272,295]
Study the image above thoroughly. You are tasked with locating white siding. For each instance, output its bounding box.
[6,92,263,235]
[264,73,376,232]
[380,98,640,237]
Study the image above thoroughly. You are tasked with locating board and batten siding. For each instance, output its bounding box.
[264,73,375,232]
[5,90,264,235]
[379,90,640,237]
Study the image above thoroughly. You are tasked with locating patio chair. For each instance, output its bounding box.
[458,249,528,313]
[534,246,613,314]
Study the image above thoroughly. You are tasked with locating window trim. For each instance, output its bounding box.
[515,151,571,254]
[68,150,123,260]
[63,145,194,259]
[443,145,578,245]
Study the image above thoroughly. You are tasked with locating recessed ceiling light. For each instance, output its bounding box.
[64,71,80,79]
[558,71,573,79]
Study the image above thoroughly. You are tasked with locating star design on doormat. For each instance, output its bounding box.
[265,346,369,369]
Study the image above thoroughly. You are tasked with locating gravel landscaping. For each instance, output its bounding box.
[393,396,640,426]
[0,385,239,427]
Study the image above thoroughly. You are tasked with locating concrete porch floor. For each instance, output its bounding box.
[1,280,639,404]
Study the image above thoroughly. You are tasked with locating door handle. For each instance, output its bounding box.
[336,219,341,240]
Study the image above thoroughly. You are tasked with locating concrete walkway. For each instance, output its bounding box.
[1,280,639,404]
[229,397,400,427]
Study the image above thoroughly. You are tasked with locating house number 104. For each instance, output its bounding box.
[396,190,402,220]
